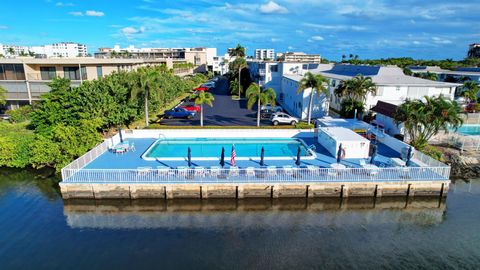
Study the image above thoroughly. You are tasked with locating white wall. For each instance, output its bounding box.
[375,113,403,136]
[123,129,313,139]
[281,77,329,120]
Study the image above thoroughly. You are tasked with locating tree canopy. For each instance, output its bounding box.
[297,72,330,124]
[393,96,463,150]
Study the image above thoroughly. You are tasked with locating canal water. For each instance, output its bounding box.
[0,168,479,269]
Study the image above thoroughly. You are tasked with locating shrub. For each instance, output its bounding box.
[422,145,445,162]
[6,105,33,123]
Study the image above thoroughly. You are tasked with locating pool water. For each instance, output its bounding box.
[143,138,313,160]
[454,125,480,135]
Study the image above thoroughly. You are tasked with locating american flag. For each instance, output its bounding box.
[230,144,236,167]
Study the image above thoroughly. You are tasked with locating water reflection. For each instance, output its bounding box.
[64,196,446,230]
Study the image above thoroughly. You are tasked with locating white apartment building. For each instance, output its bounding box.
[254,49,274,60]
[278,64,460,121]
[276,52,322,63]
[0,42,88,58]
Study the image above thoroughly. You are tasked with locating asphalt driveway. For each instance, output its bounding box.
[160,76,271,126]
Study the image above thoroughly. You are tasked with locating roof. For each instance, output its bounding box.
[409,66,480,77]
[319,127,369,142]
[371,101,399,118]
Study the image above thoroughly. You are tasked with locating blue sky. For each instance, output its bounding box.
[0,0,479,60]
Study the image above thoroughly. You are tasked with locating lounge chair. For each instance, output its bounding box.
[229,166,239,177]
[156,166,170,176]
[283,165,293,176]
[246,167,255,177]
[130,142,136,152]
[209,166,221,177]
[194,166,206,177]
[266,166,277,177]
[137,166,152,176]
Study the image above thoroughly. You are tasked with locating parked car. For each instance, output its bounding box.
[180,104,201,113]
[465,102,479,113]
[261,104,283,112]
[211,77,219,82]
[0,114,10,121]
[270,112,299,126]
[202,82,215,88]
[260,109,275,119]
[164,108,196,119]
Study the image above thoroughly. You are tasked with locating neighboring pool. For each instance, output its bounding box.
[453,125,480,136]
[142,138,315,161]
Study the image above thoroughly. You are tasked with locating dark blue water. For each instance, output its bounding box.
[1,169,480,269]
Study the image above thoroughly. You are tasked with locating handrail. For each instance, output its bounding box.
[62,166,450,184]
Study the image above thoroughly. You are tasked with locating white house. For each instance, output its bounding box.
[274,64,460,121]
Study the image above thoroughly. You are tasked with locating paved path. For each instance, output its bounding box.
[161,76,271,126]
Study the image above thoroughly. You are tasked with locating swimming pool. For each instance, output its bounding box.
[453,125,480,136]
[142,138,315,161]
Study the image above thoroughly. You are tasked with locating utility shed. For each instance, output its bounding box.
[318,127,370,159]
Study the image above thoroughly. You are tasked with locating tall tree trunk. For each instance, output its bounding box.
[257,99,261,127]
[144,93,149,127]
[238,67,241,98]
[307,91,314,125]
[200,104,204,127]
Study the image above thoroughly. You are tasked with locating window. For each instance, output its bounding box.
[302,64,308,69]
[40,67,56,80]
[376,87,384,96]
[96,66,103,78]
[396,86,401,91]
[270,65,278,72]
[63,67,80,80]
[0,64,25,80]
[81,66,87,80]
[331,80,336,87]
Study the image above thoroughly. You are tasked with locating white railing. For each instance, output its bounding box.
[62,166,450,184]
[61,133,121,180]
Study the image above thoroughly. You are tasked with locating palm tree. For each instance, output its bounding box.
[7,47,15,56]
[296,72,330,125]
[335,74,376,118]
[462,81,479,103]
[229,44,246,58]
[130,68,158,127]
[246,83,276,127]
[195,91,214,127]
[394,96,463,150]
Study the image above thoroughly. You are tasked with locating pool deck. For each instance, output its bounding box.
[84,137,400,170]
[60,129,451,200]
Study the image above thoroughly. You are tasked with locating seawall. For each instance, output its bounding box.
[60,181,449,200]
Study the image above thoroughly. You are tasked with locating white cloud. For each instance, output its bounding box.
[86,10,105,17]
[56,2,73,7]
[69,11,83,16]
[121,26,145,38]
[432,37,452,44]
[311,35,324,41]
[259,1,288,14]
[303,23,366,31]
[287,46,294,50]
[0,25,8,30]
[271,37,281,42]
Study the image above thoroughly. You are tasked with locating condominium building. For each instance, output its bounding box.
[0,42,88,58]
[0,58,170,109]
[276,52,322,63]
[468,43,480,58]
[254,49,274,60]
[410,66,480,84]
[94,45,216,73]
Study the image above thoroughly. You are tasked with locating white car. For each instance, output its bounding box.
[261,104,283,112]
[270,112,299,126]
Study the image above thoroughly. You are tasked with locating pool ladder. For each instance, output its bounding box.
[158,133,166,140]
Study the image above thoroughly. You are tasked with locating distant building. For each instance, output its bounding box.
[94,45,215,73]
[410,66,480,84]
[468,43,480,58]
[0,42,87,58]
[276,52,321,63]
[370,100,404,136]
[254,49,274,60]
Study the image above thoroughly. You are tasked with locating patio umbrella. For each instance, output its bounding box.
[260,147,265,166]
[295,146,301,166]
[406,146,413,167]
[370,144,377,164]
[187,147,192,167]
[220,147,225,168]
[118,127,123,143]
[337,143,343,163]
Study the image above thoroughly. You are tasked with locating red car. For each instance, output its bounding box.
[180,104,201,113]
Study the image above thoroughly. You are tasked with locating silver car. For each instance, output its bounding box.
[270,112,299,126]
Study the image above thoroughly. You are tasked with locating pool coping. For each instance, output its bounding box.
[141,137,317,161]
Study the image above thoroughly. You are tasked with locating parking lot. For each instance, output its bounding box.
[160,76,273,126]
